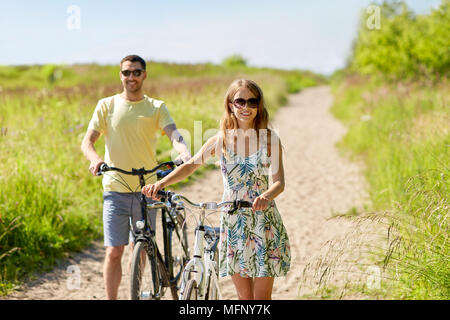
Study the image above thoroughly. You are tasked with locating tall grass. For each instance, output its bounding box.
[0,61,322,294]
[301,0,449,300]
[329,77,449,299]
[298,213,393,299]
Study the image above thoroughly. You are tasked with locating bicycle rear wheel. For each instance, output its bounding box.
[181,279,198,300]
[130,240,161,300]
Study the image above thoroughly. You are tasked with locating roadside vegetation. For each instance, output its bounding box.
[328,0,449,299]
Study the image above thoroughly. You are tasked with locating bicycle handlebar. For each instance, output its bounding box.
[156,190,253,214]
[96,159,183,177]
[97,161,253,214]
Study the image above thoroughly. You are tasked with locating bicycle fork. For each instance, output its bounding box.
[179,209,221,300]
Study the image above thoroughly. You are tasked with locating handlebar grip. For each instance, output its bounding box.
[157,190,173,198]
[96,163,109,176]
[237,200,253,208]
[228,199,253,214]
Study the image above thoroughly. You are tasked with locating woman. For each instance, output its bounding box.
[142,79,291,300]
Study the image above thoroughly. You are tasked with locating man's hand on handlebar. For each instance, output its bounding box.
[89,158,104,176]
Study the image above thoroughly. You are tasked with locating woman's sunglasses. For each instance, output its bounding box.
[232,98,259,109]
[121,69,144,77]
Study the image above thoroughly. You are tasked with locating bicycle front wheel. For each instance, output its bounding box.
[205,247,219,300]
[167,208,190,298]
[181,279,198,300]
[130,240,161,300]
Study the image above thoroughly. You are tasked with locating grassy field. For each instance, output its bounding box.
[322,1,449,300]
[0,60,323,294]
[330,76,449,299]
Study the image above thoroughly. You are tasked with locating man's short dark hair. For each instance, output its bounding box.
[120,55,146,70]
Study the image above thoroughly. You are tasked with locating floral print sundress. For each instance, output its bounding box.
[218,136,291,278]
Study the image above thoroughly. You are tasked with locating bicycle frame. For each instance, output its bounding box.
[98,162,189,299]
[128,189,251,300]
[178,206,221,300]
[144,200,189,284]
[130,178,173,300]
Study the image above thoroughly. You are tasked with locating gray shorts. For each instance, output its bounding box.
[103,191,157,247]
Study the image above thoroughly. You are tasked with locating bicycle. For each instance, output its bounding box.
[157,191,252,300]
[97,160,190,300]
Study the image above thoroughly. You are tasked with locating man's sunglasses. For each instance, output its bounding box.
[121,69,144,77]
[232,98,259,109]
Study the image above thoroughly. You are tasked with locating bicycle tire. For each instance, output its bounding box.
[154,245,173,299]
[167,209,190,299]
[205,247,219,300]
[130,240,161,300]
[181,279,198,300]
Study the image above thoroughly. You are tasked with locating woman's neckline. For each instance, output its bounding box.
[226,145,264,158]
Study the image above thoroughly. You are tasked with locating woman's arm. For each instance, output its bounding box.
[263,141,285,200]
[142,135,219,199]
[252,138,285,211]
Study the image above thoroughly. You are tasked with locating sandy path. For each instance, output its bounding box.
[3,86,368,300]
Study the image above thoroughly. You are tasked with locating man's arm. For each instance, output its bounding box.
[163,123,192,163]
[81,129,104,176]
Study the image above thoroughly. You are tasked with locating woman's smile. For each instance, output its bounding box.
[239,110,252,117]
[231,88,258,128]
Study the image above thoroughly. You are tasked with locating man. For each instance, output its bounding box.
[81,55,191,300]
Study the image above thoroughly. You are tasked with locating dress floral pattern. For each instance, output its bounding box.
[219,137,291,278]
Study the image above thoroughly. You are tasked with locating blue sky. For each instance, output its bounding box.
[0,0,442,74]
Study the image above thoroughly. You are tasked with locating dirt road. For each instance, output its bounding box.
[4,86,368,300]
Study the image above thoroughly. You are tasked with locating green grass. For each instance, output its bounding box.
[0,61,323,294]
[319,0,449,300]
[330,77,449,299]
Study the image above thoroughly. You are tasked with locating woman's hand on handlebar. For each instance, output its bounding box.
[142,182,164,200]
[252,195,270,212]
